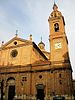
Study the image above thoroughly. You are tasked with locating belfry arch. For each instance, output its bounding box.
[54,23,59,32]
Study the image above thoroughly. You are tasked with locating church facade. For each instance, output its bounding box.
[0,3,74,100]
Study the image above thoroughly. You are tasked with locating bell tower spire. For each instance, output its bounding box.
[48,4,73,96]
[48,3,67,62]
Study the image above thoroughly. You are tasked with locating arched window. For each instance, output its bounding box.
[54,23,59,32]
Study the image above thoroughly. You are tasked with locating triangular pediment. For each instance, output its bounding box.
[0,36,48,66]
[1,36,32,49]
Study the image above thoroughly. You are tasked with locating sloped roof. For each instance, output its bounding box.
[33,42,48,60]
[32,60,50,66]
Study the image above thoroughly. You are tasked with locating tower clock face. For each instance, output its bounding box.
[55,42,62,49]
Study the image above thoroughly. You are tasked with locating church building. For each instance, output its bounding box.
[0,3,74,100]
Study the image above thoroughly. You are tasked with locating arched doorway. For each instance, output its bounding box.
[36,84,45,100]
[7,77,15,100]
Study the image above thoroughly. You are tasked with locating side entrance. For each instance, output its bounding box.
[36,84,45,100]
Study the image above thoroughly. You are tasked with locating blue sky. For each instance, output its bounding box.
[0,0,75,78]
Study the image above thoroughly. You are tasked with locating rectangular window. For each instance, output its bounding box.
[22,77,27,81]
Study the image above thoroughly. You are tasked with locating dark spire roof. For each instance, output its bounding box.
[38,37,45,46]
[53,2,58,11]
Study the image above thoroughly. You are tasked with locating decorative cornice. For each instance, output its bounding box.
[0,60,72,75]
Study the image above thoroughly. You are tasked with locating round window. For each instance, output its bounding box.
[14,41,17,45]
[39,75,42,79]
[11,49,18,57]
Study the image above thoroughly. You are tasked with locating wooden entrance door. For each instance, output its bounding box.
[37,88,44,100]
[8,85,15,100]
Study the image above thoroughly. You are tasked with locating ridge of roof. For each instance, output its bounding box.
[33,42,48,60]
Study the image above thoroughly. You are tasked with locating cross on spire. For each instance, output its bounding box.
[54,0,55,4]
[41,36,42,42]
[15,30,18,37]
[54,0,57,4]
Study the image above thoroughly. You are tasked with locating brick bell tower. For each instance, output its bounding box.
[48,3,73,96]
